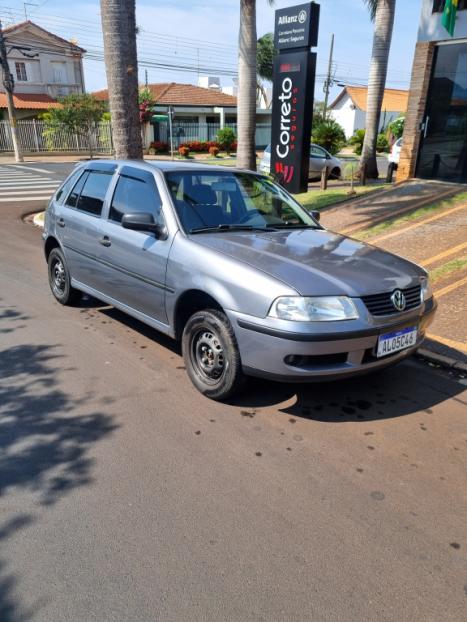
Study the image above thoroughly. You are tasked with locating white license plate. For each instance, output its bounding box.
[377,326,417,358]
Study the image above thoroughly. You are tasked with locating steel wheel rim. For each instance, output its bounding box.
[191,329,225,384]
[51,257,66,297]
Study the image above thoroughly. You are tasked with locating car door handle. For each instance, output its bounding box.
[57,218,65,228]
[99,236,111,247]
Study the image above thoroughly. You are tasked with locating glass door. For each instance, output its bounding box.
[417,42,467,182]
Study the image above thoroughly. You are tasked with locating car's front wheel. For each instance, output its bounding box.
[182,309,244,400]
[48,247,81,305]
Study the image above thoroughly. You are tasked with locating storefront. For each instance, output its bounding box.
[397,0,467,182]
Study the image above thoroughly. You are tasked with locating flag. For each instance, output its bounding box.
[442,0,458,37]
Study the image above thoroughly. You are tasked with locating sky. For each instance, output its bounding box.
[1,0,423,101]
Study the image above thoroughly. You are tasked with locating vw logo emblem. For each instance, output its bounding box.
[298,10,307,23]
[391,289,406,311]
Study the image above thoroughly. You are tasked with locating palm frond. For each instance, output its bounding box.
[364,0,378,21]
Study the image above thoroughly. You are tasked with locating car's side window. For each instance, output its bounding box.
[76,171,113,217]
[310,146,326,158]
[65,171,88,208]
[109,174,163,224]
[55,168,85,204]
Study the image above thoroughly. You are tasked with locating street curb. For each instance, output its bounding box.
[416,347,467,373]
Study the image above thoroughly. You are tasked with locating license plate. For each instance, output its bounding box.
[377,326,417,358]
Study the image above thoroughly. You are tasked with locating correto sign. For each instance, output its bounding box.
[270,50,316,192]
[270,3,320,194]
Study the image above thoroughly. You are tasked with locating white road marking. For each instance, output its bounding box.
[2,165,58,174]
[0,167,61,202]
[0,195,53,202]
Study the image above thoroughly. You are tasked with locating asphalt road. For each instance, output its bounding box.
[1,173,467,621]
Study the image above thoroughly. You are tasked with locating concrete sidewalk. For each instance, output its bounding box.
[321,180,467,369]
[320,179,465,234]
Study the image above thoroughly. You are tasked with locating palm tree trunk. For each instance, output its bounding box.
[100,0,143,160]
[359,0,395,179]
[237,0,257,170]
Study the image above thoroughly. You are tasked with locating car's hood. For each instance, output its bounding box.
[191,228,424,296]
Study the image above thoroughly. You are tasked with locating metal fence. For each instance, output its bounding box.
[154,122,271,149]
[0,120,113,153]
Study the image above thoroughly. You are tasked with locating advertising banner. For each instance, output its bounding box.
[270,50,317,194]
[274,2,319,51]
[270,2,319,193]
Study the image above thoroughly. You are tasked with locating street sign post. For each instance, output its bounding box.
[270,2,320,194]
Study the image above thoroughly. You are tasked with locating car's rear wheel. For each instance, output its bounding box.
[182,309,244,400]
[48,247,81,305]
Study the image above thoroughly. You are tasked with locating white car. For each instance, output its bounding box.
[259,144,342,180]
[388,138,403,167]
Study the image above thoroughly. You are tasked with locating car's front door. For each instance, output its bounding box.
[97,166,171,324]
[59,165,115,290]
[309,145,328,176]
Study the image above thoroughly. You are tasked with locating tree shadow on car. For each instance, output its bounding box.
[230,359,465,423]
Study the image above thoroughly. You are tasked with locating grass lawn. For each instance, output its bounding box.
[430,257,467,283]
[353,191,467,241]
[292,185,382,211]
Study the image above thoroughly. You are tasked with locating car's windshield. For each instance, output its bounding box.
[165,170,317,233]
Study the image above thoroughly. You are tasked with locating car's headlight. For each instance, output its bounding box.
[269,296,359,321]
[421,277,433,301]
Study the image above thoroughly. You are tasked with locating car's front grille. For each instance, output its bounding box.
[361,285,421,316]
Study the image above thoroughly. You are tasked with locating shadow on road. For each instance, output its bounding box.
[230,360,465,421]
[0,307,117,621]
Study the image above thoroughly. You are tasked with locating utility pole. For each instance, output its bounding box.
[0,20,23,162]
[323,33,334,121]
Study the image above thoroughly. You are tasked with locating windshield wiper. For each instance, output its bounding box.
[272,223,320,229]
[189,224,278,234]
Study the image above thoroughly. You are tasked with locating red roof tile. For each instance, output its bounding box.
[93,82,237,107]
[0,92,60,110]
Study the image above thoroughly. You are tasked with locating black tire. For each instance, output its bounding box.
[182,308,244,400]
[330,167,341,180]
[47,247,81,305]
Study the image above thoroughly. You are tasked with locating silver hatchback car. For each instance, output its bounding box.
[43,160,436,400]
[259,143,343,179]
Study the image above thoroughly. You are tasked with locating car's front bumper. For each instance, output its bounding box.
[226,298,436,382]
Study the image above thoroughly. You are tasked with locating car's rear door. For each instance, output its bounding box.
[58,163,115,290]
[97,166,171,324]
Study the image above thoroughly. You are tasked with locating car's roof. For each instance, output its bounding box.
[80,159,254,175]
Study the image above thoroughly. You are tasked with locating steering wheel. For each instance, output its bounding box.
[237,209,263,224]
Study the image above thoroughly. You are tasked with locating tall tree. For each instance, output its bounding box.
[237,0,258,170]
[359,0,396,179]
[256,32,274,108]
[100,0,143,159]
[237,1,274,170]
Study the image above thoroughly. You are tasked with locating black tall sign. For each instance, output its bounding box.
[270,2,320,194]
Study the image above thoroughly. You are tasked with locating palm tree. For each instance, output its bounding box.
[257,32,274,108]
[100,0,143,159]
[237,0,273,170]
[359,0,396,179]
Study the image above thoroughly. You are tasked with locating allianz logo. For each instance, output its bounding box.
[278,10,306,25]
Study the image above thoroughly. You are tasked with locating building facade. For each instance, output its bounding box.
[1,20,85,119]
[330,86,408,139]
[397,0,467,182]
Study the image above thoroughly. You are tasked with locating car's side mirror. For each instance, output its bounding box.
[121,212,167,239]
[310,210,320,222]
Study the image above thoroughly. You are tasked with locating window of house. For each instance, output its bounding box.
[109,173,163,224]
[433,0,467,12]
[15,62,27,81]
[52,61,67,84]
[76,172,113,216]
